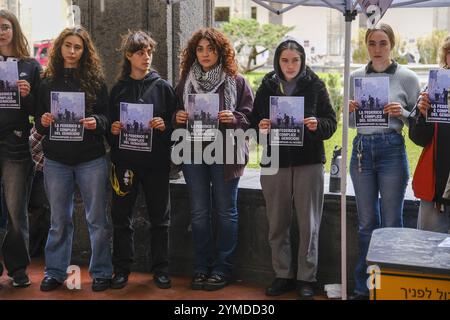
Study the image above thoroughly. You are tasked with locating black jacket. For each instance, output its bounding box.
[409,114,450,205]
[252,67,337,167]
[36,70,109,165]
[0,57,42,160]
[108,71,177,170]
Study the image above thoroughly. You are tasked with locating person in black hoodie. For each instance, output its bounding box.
[36,26,112,292]
[252,37,337,299]
[409,35,450,233]
[108,30,177,290]
[0,9,42,288]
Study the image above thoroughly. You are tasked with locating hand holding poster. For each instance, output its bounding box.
[426,69,450,123]
[186,94,219,142]
[0,60,20,109]
[354,77,389,128]
[119,102,153,152]
[270,96,304,146]
[50,91,85,141]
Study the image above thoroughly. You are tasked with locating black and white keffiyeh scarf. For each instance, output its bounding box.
[183,60,237,111]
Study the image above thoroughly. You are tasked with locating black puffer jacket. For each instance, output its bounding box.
[108,71,178,169]
[409,114,450,205]
[252,67,337,167]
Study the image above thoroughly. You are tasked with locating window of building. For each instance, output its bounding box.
[215,7,230,23]
[251,6,257,20]
[327,9,345,56]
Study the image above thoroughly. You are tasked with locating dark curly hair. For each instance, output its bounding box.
[179,28,238,81]
[45,26,105,110]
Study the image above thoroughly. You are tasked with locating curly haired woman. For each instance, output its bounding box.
[174,28,253,291]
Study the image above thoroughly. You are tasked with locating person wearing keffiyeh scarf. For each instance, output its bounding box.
[173,28,254,291]
[182,60,236,113]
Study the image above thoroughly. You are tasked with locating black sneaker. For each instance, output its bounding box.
[12,271,31,288]
[298,281,315,300]
[265,278,295,296]
[111,273,129,289]
[153,273,171,289]
[92,278,111,292]
[203,274,228,291]
[40,276,62,292]
[191,272,208,290]
[348,293,370,300]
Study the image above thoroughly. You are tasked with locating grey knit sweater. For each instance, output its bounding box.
[349,63,421,134]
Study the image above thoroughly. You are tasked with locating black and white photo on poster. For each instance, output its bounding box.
[119,102,153,152]
[50,91,85,141]
[270,96,304,146]
[0,60,20,109]
[426,69,450,123]
[354,76,389,128]
[186,94,219,142]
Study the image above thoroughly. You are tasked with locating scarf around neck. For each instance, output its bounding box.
[183,60,237,111]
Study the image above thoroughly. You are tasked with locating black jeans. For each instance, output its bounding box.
[0,156,34,276]
[110,164,170,275]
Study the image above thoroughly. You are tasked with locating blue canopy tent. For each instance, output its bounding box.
[251,0,450,299]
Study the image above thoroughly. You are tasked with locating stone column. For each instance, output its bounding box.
[72,0,212,87]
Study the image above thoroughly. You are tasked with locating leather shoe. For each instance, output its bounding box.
[348,293,370,300]
[40,276,62,292]
[298,281,315,300]
[191,272,208,290]
[154,273,171,289]
[265,278,295,296]
[111,273,129,289]
[203,274,228,291]
[92,278,111,292]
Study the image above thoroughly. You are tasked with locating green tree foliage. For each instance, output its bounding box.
[352,28,368,64]
[417,29,448,64]
[220,18,294,74]
[317,72,343,117]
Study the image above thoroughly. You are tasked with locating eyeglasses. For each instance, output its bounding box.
[0,24,12,32]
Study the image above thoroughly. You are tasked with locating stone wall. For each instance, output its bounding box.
[71,171,419,290]
[72,0,213,87]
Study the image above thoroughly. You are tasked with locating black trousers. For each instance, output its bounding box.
[110,164,170,275]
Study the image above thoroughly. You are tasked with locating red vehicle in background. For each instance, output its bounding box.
[33,40,52,68]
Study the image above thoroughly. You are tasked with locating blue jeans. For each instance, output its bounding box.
[0,156,34,276]
[43,157,112,282]
[182,163,240,278]
[350,132,409,295]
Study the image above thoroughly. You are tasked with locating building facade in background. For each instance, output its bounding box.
[215,0,450,65]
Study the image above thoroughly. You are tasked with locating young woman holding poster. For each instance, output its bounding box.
[0,9,41,288]
[108,30,177,290]
[36,26,112,292]
[348,23,421,300]
[409,35,450,233]
[174,28,253,291]
[251,37,336,299]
